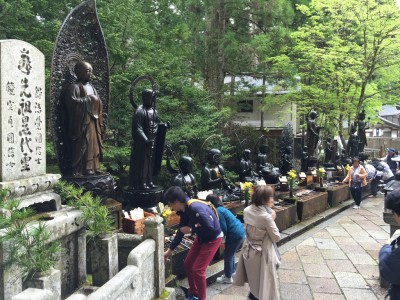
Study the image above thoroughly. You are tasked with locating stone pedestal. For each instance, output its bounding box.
[62,173,115,200]
[23,268,61,300]
[143,216,165,297]
[327,184,349,207]
[89,234,118,287]
[12,288,54,300]
[273,203,298,231]
[123,186,163,208]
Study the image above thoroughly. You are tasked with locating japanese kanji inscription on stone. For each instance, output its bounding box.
[0,40,45,181]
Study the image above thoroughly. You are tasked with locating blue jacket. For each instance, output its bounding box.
[169,199,222,250]
[216,206,245,244]
[379,237,400,299]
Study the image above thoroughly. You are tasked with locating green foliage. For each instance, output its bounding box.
[290,0,400,142]
[0,191,61,280]
[55,181,114,240]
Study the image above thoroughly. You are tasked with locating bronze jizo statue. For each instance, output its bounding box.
[306,110,321,157]
[357,109,369,153]
[239,149,259,182]
[201,149,229,190]
[129,89,163,190]
[166,153,198,198]
[64,61,104,176]
[257,143,281,184]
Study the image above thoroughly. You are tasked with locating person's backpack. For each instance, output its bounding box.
[187,199,219,220]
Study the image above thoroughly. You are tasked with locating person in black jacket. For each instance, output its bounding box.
[163,186,222,300]
[379,190,400,300]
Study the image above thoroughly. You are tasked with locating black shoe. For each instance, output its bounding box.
[248,292,259,300]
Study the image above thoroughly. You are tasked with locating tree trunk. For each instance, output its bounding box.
[204,0,226,108]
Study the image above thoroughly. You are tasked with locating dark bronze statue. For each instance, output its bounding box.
[357,109,369,153]
[129,89,166,190]
[346,124,359,158]
[166,143,198,198]
[306,110,321,156]
[280,146,293,176]
[64,61,104,176]
[324,137,333,163]
[239,149,259,182]
[256,143,281,184]
[301,146,309,172]
[201,149,229,190]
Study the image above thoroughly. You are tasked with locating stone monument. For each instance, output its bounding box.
[0,40,61,210]
[50,0,114,198]
[0,40,86,300]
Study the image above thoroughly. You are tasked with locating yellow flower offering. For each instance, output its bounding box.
[287,170,297,180]
[241,182,253,190]
[318,167,326,173]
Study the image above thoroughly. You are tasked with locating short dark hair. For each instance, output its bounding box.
[352,157,360,164]
[206,194,223,207]
[385,190,400,216]
[252,185,273,206]
[163,186,187,203]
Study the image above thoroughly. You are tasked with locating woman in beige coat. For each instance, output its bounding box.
[233,185,281,300]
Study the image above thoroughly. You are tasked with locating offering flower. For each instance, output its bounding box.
[241,182,253,205]
[345,164,351,171]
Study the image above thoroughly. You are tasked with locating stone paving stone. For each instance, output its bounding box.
[334,272,369,289]
[347,252,377,265]
[339,243,368,253]
[368,217,388,226]
[314,238,340,250]
[359,241,383,251]
[313,293,346,300]
[280,252,304,270]
[218,284,250,296]
[326,259,357,273]
[348,214,368,221]
[313,229,332,238]
[366,230,390,240]
[354,264,380,280]
[342,223,363,231]
[334,236,359,245]
[381,225,390,233]
[209,294,247,300]
[341,288,378,300]
[280,283,313,300]
[348,229,372,237]
[326,227,350,237]
[354,220,383,231]
[299,253,324,264]
[207,287,226,298]
[298,237,316,246]
[303,263,334,278]
[320,249,347,260]
[278,269,307,284]
[307,277,342,294]
[296,245,322,256]
[356,236,383,244]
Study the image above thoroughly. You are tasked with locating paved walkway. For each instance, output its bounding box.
[207,196,389,300]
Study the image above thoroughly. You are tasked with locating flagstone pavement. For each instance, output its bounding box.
[207,196,390,300]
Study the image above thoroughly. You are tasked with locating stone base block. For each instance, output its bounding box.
[89,234,118,287]
[12,288,54,300]
[23,268,61,300]
[0,174,61,211]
